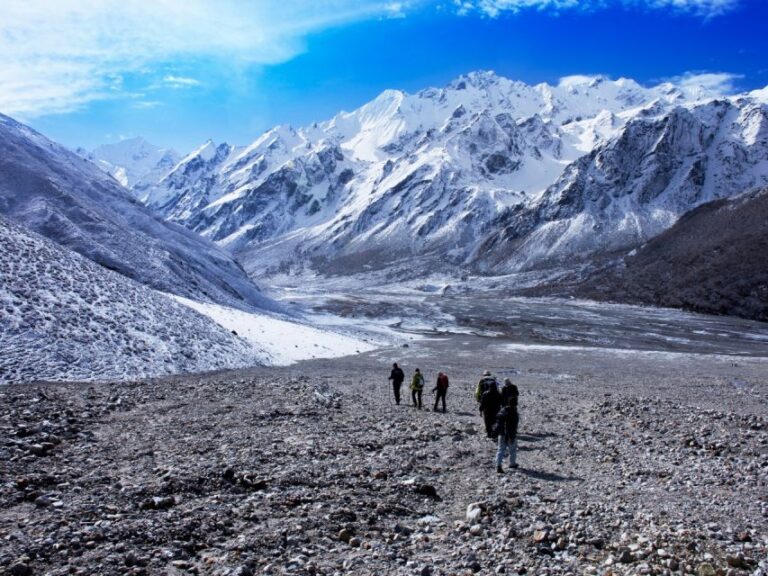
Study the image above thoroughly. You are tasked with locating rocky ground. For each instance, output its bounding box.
[1,335,767,576]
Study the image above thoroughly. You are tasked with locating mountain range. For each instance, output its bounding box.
[16,71,768,325]
[95,72,767,287]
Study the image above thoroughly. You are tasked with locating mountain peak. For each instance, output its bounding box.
[450,70,502,90]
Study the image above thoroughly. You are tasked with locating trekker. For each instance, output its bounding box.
[433,372,449,412]
[475,370,498,403]
[411,368,425,409]
[479,379,502,438]
[389,363,405,405]
[493,395,519,473]
[501,377,519,406]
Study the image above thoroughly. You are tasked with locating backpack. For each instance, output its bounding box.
[501,382,519,404]
[475,376,497,402]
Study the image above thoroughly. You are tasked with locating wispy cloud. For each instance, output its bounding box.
[663,71,743,94]
[163,76,202,89]
[454,0,740,18]
[0,0,744,119]
[0,0,414,118]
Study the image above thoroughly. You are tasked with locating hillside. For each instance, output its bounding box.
[0,114,273,312]
[574,187,768,321]
[0,216,259,383]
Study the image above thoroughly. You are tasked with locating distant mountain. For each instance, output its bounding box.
[0,215,259,383]
[0,113,275,312]
[474,94,768,272]
[79,137,180,191]
[572,187,768,321]
[132,71,766,278]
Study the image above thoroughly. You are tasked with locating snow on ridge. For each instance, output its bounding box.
[0,216,391,384]
[110,72,768,278]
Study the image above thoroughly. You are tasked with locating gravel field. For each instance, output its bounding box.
[1,330,767,576]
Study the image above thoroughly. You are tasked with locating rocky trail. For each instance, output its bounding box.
[1,336,767,575]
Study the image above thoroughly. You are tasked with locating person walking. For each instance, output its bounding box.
[389,363,405,405]
[493,395,519,473]
[411,368,425,409]
[479,379,502,438]
[475,370,498,403]
[501,377,519,406]
[433,371,449,412]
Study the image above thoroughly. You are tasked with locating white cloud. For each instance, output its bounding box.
[456,0,740,17]
[163,76,202,89]
[0,0,413,118]
[664,71,743,95]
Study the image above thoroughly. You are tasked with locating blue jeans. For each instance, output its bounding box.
[496,435,517,467]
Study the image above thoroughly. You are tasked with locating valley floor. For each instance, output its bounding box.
[1,334,766,575]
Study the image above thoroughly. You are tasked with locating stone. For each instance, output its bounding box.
[697,563,716,576]
[8,562,33,576]
[532,530,548,543]
[617,549,634,564]
[414,484,440,500]
[337,529,352,543]
[466,503,483,523]
[726,554,748,569]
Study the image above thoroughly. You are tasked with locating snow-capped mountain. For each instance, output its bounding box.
[475,93,768,272]
[139,71,763,277]
[79,136,180,191]
[0,113,275,311]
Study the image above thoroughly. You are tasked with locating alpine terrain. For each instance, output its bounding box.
[0,113,271,311]
[125,73,768,286]
[78,137,180,194]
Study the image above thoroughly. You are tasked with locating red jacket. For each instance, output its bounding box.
[436,374,449,391]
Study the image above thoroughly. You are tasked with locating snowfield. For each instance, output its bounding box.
[171,296,379,366]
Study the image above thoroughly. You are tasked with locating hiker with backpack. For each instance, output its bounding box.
[493,393,520,473]
[389,362,405,405]
[432,371,449,412]
[501,377,519,405]
[479,376,502,439]
[411,368,425,409]
[475,370,498,403]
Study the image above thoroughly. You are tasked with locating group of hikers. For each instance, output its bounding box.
[388,363,520,473]
[387,363,449,412]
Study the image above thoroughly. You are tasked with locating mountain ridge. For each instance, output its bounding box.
[0,113,276,312]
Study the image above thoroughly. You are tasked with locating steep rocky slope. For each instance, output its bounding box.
[475,96,768,273]
[0,114,273,311]
[0,216,259,383]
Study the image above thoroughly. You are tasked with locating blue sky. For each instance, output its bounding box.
[2,0,767,153]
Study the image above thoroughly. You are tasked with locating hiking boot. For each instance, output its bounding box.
[496,465,504,474]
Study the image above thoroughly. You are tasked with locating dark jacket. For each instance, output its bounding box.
[501,382,519,405]
[493,406,519,441]
[479,385,502,416]
[389,367,404,384]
